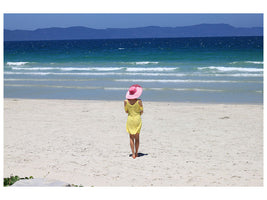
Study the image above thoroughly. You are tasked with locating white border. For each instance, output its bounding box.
[1,1,266,200]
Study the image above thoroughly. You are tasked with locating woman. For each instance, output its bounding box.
[124,84,143,159]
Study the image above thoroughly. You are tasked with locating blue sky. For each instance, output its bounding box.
[4,13,263,30]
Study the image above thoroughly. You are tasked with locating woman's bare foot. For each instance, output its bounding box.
[132,154,136,159]
[135,153,138,158]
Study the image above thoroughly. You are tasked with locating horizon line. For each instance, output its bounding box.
[4,23,264,31]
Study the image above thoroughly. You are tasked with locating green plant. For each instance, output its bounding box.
[3,175,34,187]
[66,184,83,187]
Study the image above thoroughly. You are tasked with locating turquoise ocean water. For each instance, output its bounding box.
[4,37,263,103]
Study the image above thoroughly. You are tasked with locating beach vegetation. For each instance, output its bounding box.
[66,184,83,187]
[4,175,34,186]
[4,175,83,187]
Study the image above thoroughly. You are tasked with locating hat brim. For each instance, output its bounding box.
[126,87,143,99]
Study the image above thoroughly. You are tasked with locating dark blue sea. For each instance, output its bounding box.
[4,37,263,103]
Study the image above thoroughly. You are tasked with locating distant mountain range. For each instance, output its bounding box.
[4,23,263,41]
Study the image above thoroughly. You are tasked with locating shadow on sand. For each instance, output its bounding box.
[129,153,148,158]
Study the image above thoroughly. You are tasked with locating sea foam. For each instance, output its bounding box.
[126,67,177,72]
[125,61,159,65]
[135,61,159,65]
[6,62,29,66]
[198,66,263,72]
[5,71,263,78]
[245,61,264,64]
[230,61,263,65]
[114,79,245,83]
[11,67,123,71]
[12,67,54,71]
[59,67,123,71]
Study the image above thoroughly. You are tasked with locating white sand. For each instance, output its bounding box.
[4,99,263,186]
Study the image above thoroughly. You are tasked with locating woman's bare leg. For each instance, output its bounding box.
[129,134,136,159]
[135,133,140,157]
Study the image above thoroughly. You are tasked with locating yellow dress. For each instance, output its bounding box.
[125,100,143,135]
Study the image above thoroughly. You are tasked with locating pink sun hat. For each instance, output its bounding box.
[126,84,143,99]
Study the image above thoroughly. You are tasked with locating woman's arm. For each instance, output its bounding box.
[138,100,143,115]
[124,100,128,113]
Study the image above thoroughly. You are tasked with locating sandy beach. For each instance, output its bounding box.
[4,98,263,186]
